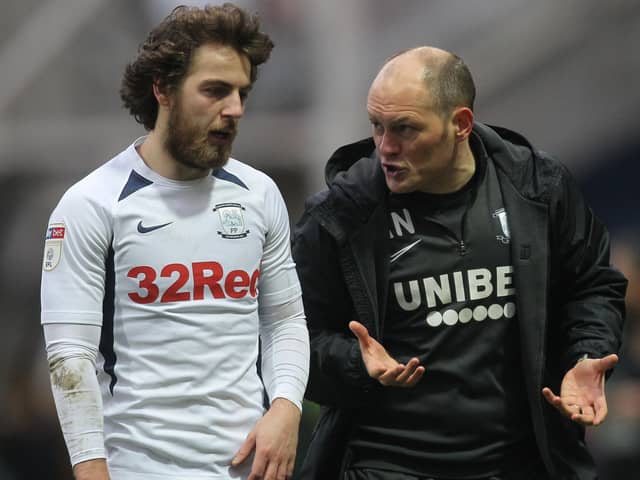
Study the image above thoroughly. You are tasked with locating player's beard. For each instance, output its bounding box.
[165,99,237,172]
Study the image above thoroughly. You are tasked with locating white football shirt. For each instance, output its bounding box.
[41,137,307,479]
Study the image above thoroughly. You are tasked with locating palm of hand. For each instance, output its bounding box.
[360,337,400,378]
[558,364,603,417]
[542,354,618,426]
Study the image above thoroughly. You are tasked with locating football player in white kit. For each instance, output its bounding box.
[40,4,309,480]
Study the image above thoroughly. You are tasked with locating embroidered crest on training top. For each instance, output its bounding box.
[214,203,249,239]
[43,223,65,271]
[492,208,510,244]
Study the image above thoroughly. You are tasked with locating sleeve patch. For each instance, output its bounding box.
[43,223,65,271]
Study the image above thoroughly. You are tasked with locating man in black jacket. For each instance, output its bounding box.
[292,46,627,480]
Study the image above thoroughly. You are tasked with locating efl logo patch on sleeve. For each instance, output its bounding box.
[43,223,65,271]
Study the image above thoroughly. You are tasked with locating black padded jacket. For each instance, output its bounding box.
[292,122,627,479]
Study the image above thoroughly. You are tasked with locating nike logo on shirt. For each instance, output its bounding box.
[137,220,173,234]
[390,239,422,263]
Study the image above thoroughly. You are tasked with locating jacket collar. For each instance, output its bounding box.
[319,139,387,238]
[317,122,546,238]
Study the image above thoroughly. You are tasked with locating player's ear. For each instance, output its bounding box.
[153,79,172,108]
[451,107,474,142]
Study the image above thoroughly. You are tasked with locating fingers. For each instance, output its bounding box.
[286,455,296,479]
[570,404,596,426]
[348,322,425,388]
[249,460,291,480]
[404,364,426,387]
[349,321,370,348]
[232,430,256,467]
[377,363,405,385]
[260,460,277,480]
[247,451,266,480]
[597,354,619,373]
[393,358,425,387]
[542,387,562,410]
[275,461,291,480]
[379,358,425,387]
[248,451,294,480]
[542,387,580,418]
[592,396,609,426]
[542,387,601,426]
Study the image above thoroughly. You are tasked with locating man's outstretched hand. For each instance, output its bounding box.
[542,354,618,427]
[349,320,424,388]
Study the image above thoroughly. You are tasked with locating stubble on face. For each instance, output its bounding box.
[165,91,238,172]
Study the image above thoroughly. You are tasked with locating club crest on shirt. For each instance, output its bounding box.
[492,208,510,244]
[214,203,249,239]
[43,223,65,271]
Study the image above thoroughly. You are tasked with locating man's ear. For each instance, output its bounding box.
[153,80,171,108]
[452,107,474,141]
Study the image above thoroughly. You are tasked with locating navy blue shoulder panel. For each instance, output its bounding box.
[118,170,153,201]
[213,168,249,190]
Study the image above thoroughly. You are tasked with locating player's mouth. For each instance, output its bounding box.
[208,128,236,145]
[382,163,404,178]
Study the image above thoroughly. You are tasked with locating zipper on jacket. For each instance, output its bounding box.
[458,240,467,256]
[421,219,469,257]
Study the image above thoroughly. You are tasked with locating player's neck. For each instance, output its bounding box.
[137,130,210,181]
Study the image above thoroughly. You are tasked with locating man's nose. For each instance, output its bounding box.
[378,133,400,155]
[221,90,244,118]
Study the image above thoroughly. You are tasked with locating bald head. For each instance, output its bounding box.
[371,46,476,116]
[380,46,452,75]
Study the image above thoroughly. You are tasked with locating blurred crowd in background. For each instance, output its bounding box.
[0,0,638,478]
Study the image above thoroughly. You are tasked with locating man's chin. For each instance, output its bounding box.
[207,152,231,170]
[385,178,412,194]
[174,153,229,172]
[194,146,232,170]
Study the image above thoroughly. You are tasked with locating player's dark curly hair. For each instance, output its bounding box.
[120,3,274,130]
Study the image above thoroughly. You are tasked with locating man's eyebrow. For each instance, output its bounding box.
[199,79,253,91]
[389,116,414,125]
[367,111,385,121]
[200,79,230,87]
[367,114,414,124]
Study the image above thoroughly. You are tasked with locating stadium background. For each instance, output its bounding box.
[0,0,638,478]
